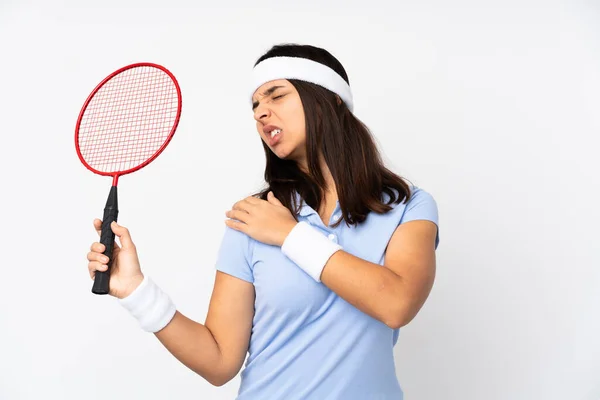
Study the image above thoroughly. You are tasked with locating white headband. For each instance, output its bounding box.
[249,56,354,112]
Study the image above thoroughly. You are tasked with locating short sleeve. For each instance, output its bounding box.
[214,226,255,283]
[399,187,440,249]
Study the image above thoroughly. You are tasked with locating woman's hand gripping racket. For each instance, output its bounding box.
[75,63,182,295]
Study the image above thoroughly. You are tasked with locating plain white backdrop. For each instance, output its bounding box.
[0,0,598,399]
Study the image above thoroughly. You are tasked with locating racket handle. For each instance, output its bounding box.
[92,186,119,295]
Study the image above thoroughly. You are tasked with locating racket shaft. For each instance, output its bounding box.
[92,186,119,295]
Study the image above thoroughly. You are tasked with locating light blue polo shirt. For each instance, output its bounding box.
[214,185,439,400]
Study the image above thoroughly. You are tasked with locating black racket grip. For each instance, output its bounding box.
[92,186,119,295]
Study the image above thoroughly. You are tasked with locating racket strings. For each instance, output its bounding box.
[78,66,179,173]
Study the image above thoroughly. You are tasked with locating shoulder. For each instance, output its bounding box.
[400,186,439,224]
[217,225,257,262]
[214,225,257,283]
[383,185,440,248]
[381,185,438,216]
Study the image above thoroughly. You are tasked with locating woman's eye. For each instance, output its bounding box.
[273,95,284,100]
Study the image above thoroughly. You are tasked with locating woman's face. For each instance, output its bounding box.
[252,79,306,163]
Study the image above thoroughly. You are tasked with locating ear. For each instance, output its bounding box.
[335,95,342,105]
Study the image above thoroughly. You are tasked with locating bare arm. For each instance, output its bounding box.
[154,271,255,386]
[320,220,437,329]
[87,220,254,386]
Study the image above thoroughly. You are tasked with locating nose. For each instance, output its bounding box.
[253,103,271,122]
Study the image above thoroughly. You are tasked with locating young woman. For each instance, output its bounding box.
[86,43,440,400]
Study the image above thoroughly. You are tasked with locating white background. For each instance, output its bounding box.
[0,0,598,399]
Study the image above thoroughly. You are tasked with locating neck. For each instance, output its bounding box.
[298,153,337,199]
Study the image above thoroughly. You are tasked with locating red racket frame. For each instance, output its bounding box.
[74,62,182,186]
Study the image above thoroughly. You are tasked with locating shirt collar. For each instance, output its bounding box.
[293,191,314,217]
[293,191,340,218]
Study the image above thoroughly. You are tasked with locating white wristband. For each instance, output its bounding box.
[118,276,177,333]
[281,221,342,282]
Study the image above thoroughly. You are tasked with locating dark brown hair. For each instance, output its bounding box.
[251,43,412,227]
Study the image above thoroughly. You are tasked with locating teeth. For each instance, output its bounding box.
[270,129,281,138]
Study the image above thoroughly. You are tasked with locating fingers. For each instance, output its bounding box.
[88,260,108,279]
[87,250,109,279]
[232,200,253,213]
[224,218,247,234]
[109,221,135,250]
[94,218,102,237]
[89,218,131,280]
[87,245,110,279]
[267,191,283,205]
[243,196,262,204]
[90,242,105,253]
[227,209,249,223]
[93,219,121,249]
[87,249,109,263]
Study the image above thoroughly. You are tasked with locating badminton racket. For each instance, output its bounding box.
[75,62,182,295]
